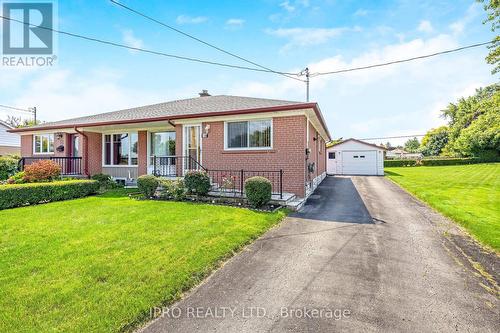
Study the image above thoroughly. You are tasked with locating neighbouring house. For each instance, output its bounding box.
[0,120,21,156]
[10,91,331,198]
[386,148,423,159]
[326,138,385,176]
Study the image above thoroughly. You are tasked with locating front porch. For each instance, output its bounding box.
[151,155,285,198]
[19,156,84,176]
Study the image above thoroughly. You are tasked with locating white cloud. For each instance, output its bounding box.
[176,15,208,25]
[265,27,356,49]
[279,1,295,13]
[448,2,480,35]
[417,20,433,33]
[9,69,165,123]
[121,29,144,52]
[225,18,245,28]
[226,34,494,142]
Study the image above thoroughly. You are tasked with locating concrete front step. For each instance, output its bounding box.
[285,198,306,211]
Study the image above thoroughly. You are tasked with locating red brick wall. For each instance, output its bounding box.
[20,133,69,157]
[84,131,102,176]
[175,125,183,157]
[306,121,327,180]
[20,135,32,157]
[53,133,67,157]
[200,115,307,197]
[138,130,148,176]
[317,136,326,175]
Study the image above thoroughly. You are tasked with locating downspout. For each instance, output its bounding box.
[168,119,175,127]
[74,127,89,177]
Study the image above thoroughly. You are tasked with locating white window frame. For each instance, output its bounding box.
[33,134,55,155]
[224,118,273,151]
[102,132,139,167]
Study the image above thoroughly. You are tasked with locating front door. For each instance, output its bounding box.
[69,134,80,174]
[183,125,201,173]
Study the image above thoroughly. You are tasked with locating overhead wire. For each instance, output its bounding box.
[109,0,304,82]
[309,41,493,76]
[0,15,303,78]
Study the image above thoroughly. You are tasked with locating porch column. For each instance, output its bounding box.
[138,130,148,176]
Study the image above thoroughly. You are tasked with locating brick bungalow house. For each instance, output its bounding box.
[10,92,331,198]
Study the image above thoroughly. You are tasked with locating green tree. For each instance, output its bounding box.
[442,83,500,157]
[404,137,420,153]
[420,126,449,156]
[479,0,500,74]
[452,93,500,158]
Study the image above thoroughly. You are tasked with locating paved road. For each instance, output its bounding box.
[142,176,499,333]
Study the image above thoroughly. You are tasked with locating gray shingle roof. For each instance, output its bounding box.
[23,95,307,130]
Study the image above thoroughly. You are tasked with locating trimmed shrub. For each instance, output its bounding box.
[24,160,61,182]
[0,180,99,210]
[7,171,26,184]
[159,178,186,200]
[245,176,272,208]
[384,159,418,167]
[184,170,211,195]
[0,156,19,180]
[137,175,159,198]
[384,157,499,168]
[91,173,117,189]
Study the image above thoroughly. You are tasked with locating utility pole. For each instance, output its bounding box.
[29,107,37,123]
[305,67,310,102]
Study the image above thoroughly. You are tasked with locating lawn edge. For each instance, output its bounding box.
[126,208,290,333]
[384,173,498,254]
[384,175,500,294]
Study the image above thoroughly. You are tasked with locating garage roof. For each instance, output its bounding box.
[327,138,386,150]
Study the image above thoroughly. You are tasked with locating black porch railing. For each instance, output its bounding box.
[206,169,283,198]
[152,155,283,198]
[151,155,205,177]
[19,156,83,176]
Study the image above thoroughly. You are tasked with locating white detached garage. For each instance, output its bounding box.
[327,138,385,176]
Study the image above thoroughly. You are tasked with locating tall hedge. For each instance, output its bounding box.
[0,180,99,210]
[384,157,499,167]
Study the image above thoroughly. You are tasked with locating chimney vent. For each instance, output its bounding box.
[199,89,211,97]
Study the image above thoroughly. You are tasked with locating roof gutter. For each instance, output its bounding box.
[74,127,89,176]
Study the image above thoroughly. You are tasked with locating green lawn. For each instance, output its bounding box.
[0,189,286,332]
[386,163,500,251]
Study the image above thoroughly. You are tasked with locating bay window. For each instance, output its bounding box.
[33,134,54,154]
[225,119,272,149]
[103,133,138,166]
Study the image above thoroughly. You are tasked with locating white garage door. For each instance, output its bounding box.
[342,150,377,175]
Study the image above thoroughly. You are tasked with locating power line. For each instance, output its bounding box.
[361,134,426,140]
[0,15,302,77]
[109,0,304,82]
[0,104,32,113]
[310,41,493,76]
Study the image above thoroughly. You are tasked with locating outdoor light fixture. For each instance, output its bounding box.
[203,124,210,138]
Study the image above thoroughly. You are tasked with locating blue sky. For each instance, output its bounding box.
[0,0,497,145]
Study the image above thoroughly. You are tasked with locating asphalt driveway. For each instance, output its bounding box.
[141,176,499,332]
